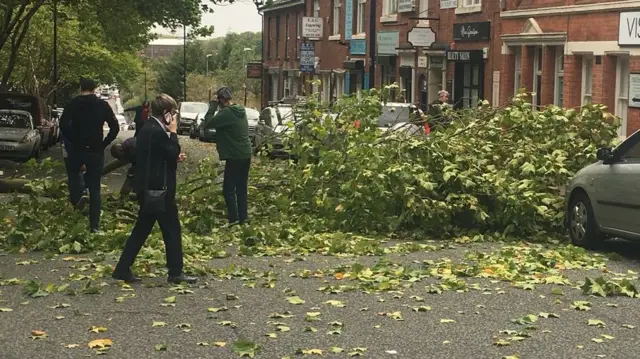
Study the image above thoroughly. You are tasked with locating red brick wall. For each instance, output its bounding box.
[629,58,640,135]
[541,46,556,105]
[563,55,581,108]
[521,46,534,95]
[500,52,515,104]
[601,56,616,112]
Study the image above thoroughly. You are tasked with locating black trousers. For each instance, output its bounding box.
[223,158,251,224]
[67,150,104,230]
[114,202,183,277]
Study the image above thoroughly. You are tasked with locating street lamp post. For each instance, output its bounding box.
[183,24,187,101]
[243,47,252,106]
[144,71,148,100]
[53,0,58,106]
[206,54,213,76]
[368,0,376,89]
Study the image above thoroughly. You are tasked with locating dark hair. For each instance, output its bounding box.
[79,77,97,92]
[110,143,124,159]
[143,100,150,107]
[151,94,178,117]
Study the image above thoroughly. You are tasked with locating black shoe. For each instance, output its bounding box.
[112,271,141,283]
[75,195,89,211]
[168,275,197,284]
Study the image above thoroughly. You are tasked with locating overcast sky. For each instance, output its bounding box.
[154,0,263,38]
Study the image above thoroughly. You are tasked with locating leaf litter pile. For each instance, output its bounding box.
[0,90,638,357]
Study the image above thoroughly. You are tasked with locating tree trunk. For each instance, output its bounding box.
[0,159,128,195]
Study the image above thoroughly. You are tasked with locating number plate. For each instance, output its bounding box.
[0,145,15,151]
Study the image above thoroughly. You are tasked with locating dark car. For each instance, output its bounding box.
[177,102,209,135]
[0,93,56,151]
[198,107,260,144]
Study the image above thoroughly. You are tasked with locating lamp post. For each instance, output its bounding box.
[243,47,252,106]
[53,0,58,106]
[183,24,187,101]
[206,54,213,76]
[368,0,376,89]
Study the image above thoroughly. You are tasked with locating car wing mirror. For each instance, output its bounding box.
[596,147,615,163]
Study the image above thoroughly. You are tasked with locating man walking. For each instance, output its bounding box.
[203,87,252,225]
[113,94,195,284]
[124,100,150,137]
[60,77,119,232]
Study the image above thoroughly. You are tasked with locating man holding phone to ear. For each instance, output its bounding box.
[113,93,194,284]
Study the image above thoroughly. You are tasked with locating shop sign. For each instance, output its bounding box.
[246,62,262,79]
[417,56,427,68]
[440,0,457,9]
[345,0,353,40]
[350,39,366,55]
[377,31,399,55]
[453,21,491,42]
[619,12,640,46]
[408,27,436,48]
[300,42,315,73]
[302,17,323,38]
[398,0,414,13]
[445,50,483,62]
[429,56,444,68]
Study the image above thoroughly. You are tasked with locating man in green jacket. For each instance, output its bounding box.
[203,87,252,225]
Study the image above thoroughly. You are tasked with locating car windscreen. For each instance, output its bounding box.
[181,103,209,114]
[246,108,260,121]
[0,113,31,128]
[378,105,411,127]
[0,94,38,122]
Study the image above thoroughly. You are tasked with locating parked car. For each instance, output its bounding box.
[0,93,56,151]
[0,110,42,161]
[565,129,640,248]
[177,101,209,135]
[197,107,260,144]
[377,102,428,136]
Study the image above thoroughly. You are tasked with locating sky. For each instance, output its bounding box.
[153,0,263,38]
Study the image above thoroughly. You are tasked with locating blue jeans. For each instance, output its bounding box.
[64,157,87,202]
[68,150,104,230]
[223,159,251,224]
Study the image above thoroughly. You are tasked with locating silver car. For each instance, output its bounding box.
[565,129,640,247]
[0,109,42,162]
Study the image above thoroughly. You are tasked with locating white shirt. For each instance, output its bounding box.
[151,116,171,137]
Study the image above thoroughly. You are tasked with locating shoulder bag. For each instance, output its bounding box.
[141,129,167,214]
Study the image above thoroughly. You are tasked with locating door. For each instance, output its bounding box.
[593,132,640,235]
[419,74,428,111]
[454,62,484,109]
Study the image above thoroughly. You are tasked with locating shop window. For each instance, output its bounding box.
[514,47,521,95]
[313,0,320,17]
[267,17,272,59]
[460,63,481,108]
[383,0,398,15]
[334,74,345,99]
[275,16,280,58]
[555,46,564,107]
[295,13,300,58]
[581,56,593,105]
[532,46,542,108]
[332,0,341,36]
[464,0,481,5]
[285,15,290,59]
[356,0,366,34]
[615,56,630,137]
[322,74,331,103]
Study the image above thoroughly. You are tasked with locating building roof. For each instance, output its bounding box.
[149,38,184,46]
[262,0,304,12]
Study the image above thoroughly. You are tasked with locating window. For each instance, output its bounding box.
[313,0,320,17]
[615,56,630,137]
[532,46,542,108]
[621,138,640,160]
[267,17,272,59]
[514,47,521,95]
[464,0,481,5]
[275,16,280,58]
[356,0,366,34]
[285,15,290,59]
[383,0,398,15]
[295,13,300,58]
[554,46,564,107]
[333,0,341,36]
[581,56,593,105]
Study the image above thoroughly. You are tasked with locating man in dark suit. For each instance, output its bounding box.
[112,94,195,284]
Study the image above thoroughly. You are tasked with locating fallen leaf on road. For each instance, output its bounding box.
[287,296,305,305]
[385,350,398,354]
[440,319,455,323]
[155,344,167,351]
[88,338,113,349]
[325,300,345,307]
[152,321,167,327]
[591,338,604,343]
[214,341,226,347]
[330,347,344,353]
[232,340,259,357]
[197,342,209,346]
[0,307,13,312]
[89,326,107,333]
[64,344,79,348]
[208,306,229,313]
[348,347,367,356]
[588,319,606,328]
[30,330,47,339]
[218,320,237,327]
[622,324,635,329]
[163,296,176,303]
[297,349,323,355]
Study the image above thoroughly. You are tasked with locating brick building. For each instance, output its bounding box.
[500,0,640,137]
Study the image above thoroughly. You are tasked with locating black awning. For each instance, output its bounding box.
[343,60,364,70]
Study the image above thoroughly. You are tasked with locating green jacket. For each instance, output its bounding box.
[203,102,252,160]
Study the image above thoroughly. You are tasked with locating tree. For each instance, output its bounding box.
[212,32,262,98]
[154,41,208,101]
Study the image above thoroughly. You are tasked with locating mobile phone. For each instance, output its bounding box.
[163,111,172,125]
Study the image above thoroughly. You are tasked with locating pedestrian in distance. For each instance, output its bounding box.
[124,100,150,137]
[113,93,195,284]
[60,77,119,233]
[203,87,252,225]
[110,137,137,197]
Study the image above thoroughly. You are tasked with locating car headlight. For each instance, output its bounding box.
[19,134,30,143]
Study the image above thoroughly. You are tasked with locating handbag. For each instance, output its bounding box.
[141,129,167,214]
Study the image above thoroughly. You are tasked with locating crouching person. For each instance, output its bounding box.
[110,137,137,197]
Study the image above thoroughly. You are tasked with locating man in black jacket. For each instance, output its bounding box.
[112,94,195,284]
[60,77,119,232]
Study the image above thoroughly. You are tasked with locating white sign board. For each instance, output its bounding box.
[398,0,414,12]
[440,0,457,9]
[492,71,500,107]
[629,73,640,108]
[302,17,323,39]
[408,27,435,47]
[417,56,427,68]
[619,12,640,45]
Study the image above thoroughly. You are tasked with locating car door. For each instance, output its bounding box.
[593,132,640,235]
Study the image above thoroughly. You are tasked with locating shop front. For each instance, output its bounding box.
[447,50,485,109]
[377,31,400,99]
[268,67,281,102]
[346,39,367,95]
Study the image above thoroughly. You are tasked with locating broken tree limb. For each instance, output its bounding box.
[0,159,129,194]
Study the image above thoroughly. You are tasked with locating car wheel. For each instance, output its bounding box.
[568,192,604,249]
